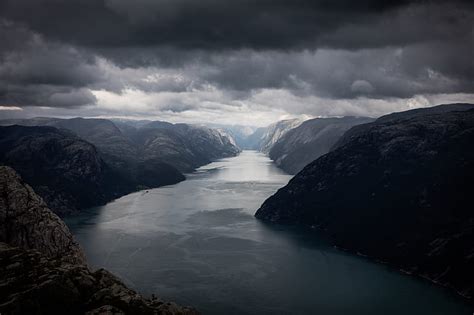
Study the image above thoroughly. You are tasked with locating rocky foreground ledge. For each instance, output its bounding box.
[0,166,198,314]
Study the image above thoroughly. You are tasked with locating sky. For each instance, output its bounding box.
[0,0,473,126]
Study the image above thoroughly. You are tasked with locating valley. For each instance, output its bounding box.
[1,104,473,314]
[65,151,470,315]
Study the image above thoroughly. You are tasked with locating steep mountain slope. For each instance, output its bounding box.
[0,166,198,314]
[131,123,241,172]
[208,120,305,151]
[256,105,474,299]
[204,123,258,149]
[48,118,186,188]
[0,125,137,215]
[258,119,304,153]
[51,118,138,168]
[269,116,373,174]
[172,124,240,165]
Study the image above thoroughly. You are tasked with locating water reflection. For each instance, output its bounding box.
[66,151,471,315]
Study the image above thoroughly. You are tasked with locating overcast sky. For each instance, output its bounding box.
[0,0,473,126]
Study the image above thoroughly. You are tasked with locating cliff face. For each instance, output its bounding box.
[269,116,373,174]
[0,166,86,264]
[204,124,259,149]
[256,105,474,299]
[258,119,304,154]
[0,125,136,215]
[0,166,198,314]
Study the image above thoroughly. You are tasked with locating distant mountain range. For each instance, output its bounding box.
[0,117,240,215]
[256,103,474,299]
[216,116,375,175]
[208,119,304,151]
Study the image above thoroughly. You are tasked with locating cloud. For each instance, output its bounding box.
[0,0,472,124]
[351,80,375,95]
[1,0,471,52]
[0,20,102,107]
[195,47,474,99]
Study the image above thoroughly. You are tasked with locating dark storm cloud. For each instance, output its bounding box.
[0,0,472,115]
[0,20,101,107]
[0,0,471,52]
[197,42,474,99]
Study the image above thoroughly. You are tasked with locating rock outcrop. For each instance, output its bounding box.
[269,116,373,174]
[0,166,198,314]
[0,166,85,264]
[256,104,474,299]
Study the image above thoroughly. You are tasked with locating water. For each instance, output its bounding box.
[66,151,471,314]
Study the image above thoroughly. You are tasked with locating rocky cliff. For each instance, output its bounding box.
[256,105,474,299]
[204,124,258,149]
[258,119,304,153]
[0,166,198,314]
[269,116,373,174]
[0,165,85,264]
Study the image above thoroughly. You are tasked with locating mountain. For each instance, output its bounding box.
[258,119,304,153]
[0,125,143,215]
[47,118,188,187]
[269,116,374,174]
[0,166,198,314]
[142,120,175,130]
[172,124,240,165]
[0,117,142,170]
[50,118,139,167]
[335,103,474,149]
[0,118,240,214]
[204,123,259,149]
[0,117,240,173]
[0,118,240,213]
[205,119,306,152]
[256,104,474,299]
[128,123,240,172]
[111,118,153,129]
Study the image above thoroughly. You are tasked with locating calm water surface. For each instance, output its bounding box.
[66,150,471,315]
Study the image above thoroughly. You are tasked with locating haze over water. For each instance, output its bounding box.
[66,151,470,315]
